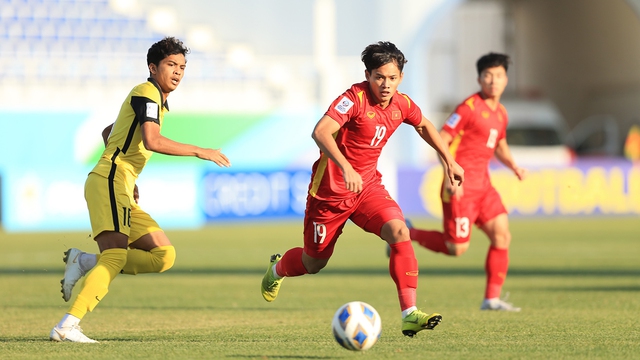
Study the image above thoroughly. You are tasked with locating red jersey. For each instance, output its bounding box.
[309,81,423,200]
[442,92,508,193]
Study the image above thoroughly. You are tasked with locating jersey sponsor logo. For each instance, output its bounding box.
[335,96,354,114]
[146,102,159,120]
[481,110,490,119]
[405,270,419,276]
[392,110,401,120]
[445,113,461,128]
[367,111,376,119]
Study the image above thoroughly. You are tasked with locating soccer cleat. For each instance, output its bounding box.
[60,248,87,302]
[401,310,442,337]
[386,219,414,258]
[481,297,522,312]
[261,254,283,302]
[49,325,98,343]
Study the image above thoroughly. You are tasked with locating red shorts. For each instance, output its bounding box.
[441,185,507,244]
[303,182,404,259]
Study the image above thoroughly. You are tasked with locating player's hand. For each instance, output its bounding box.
[342,165,363,193]
[198,148,231,168]
[445,179,464,199]
[446,160,464,186]
[133,184,139,204]
[514,166,527,181]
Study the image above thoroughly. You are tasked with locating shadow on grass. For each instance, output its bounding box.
[226,356,337,359]
[542,285,640,292]
[1,267,639,277]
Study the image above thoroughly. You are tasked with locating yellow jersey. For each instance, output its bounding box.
[91,78,169,181]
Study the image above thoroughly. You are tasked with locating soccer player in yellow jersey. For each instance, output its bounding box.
[50,37,231,343]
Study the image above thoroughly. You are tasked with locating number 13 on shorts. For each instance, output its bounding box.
[455,217,470,238]
[313,222,327,244]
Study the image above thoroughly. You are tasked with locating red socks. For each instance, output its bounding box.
[410,228,449,254]
[275,247,309,277]
[485,246,509,299]
[389,241,418,311]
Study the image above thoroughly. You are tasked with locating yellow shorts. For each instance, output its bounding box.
[84,172,162,243]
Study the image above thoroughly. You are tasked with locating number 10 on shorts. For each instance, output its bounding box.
[313,222,326,244]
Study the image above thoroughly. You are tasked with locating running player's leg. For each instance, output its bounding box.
[61,185,169,289]
[411,186,475,256]
[121,206,175,275]
[477,188,519,311]
[351,184,441,337]
[61,200,173,301]
[261,196,350,302]
[52,230,129,343]
[52,173,131,343]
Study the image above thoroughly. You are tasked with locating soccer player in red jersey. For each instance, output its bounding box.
[408,53,526,311]
[260,41,464,337]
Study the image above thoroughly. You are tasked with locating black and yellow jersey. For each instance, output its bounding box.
[91,77,169,180]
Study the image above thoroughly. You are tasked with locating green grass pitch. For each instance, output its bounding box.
[1,217,639,359]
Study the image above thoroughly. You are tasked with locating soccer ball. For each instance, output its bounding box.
[331,301,382,351]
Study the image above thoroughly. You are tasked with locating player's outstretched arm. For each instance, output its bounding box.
[312,115,362,193]
[140,121,231,167]
[414,117,464,186]
[495,138,526,180]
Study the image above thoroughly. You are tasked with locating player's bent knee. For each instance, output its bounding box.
[491,232,512,249]
[152,245,176,273]
[446,242,469,257]
[305,263,326,274]
[303,258,328,274]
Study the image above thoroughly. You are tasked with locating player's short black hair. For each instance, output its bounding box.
[476,52,510,76]
[147,37,190,67]
[361,41,408,73]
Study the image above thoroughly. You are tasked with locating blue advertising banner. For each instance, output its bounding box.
[200,169,311,221]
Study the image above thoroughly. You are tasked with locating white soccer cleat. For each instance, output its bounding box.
[60,248,87,302]
[49,325,98,343]
[480,297,522,312]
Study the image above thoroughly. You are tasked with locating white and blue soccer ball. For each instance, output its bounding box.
[331,301,382,351]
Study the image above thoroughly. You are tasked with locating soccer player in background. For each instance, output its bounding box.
[407,53,526,311]
[50,37,231,343]
[260,41,464,337]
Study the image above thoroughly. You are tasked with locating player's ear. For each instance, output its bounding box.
[149,63,157,75]
[364,69,370,80]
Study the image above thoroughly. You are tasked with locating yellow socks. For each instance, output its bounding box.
[121,246,176,275]
[68,248,127,319]
[67,246,175,319]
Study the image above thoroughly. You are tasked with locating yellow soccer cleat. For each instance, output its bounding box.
[261,254,283,302]
[401,310,442,337]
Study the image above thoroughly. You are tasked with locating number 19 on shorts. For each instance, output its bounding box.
[313,222,326,244]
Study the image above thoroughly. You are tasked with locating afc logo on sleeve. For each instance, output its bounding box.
[445,113,461,128]
[146,102,159,120]
[335,97,354,114]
